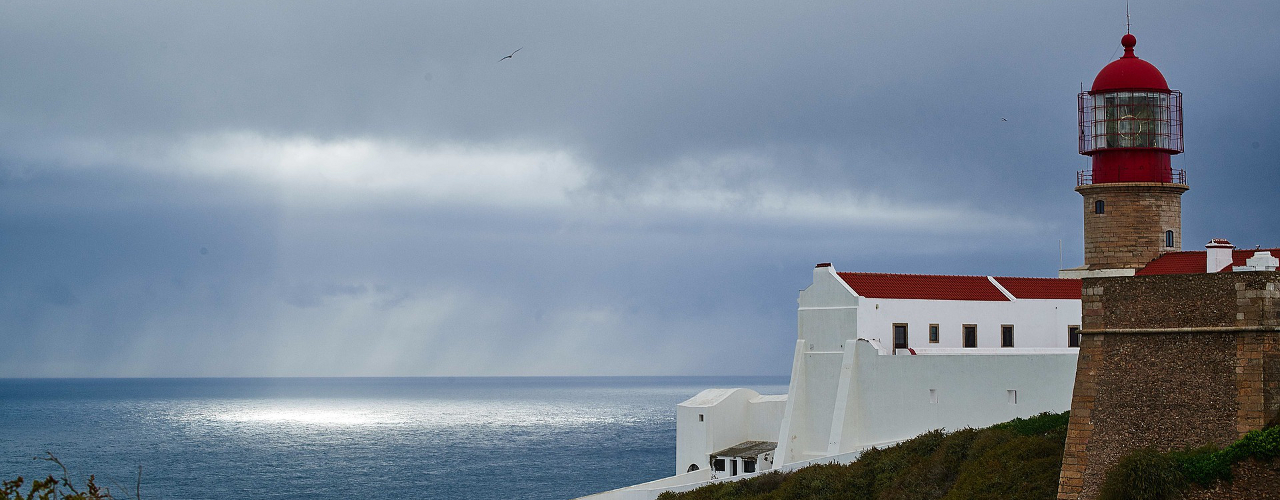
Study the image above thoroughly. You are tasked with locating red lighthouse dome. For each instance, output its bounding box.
[1078,34,1184,184]
[1091,34,1169,92]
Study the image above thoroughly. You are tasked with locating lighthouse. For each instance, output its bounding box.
[1073,33,1188,273]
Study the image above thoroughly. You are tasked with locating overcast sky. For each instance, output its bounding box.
[2,1,1277,377]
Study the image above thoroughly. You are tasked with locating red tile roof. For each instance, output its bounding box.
[1136,248,1280,275]
[838,272,1011,301]
[1134,251,1208,275]
[993,277,1083,299]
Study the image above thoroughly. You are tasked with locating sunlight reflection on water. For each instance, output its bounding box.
[1,377,788,500]
[176,399,642,429]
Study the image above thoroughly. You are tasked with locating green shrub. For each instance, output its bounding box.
[1222,425,1280,462]
[1099,424,1280,497]
[989,412,1072,438]
[944,433,1064,500]
[1097,448,1184,500]
[1,454,135,500]
[1172,424,1280,487]
[663,412,1071,500]
[2,474,111,500]
[1166,445,1229,486]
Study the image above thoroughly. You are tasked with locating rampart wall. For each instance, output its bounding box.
[1057,271,1280,500]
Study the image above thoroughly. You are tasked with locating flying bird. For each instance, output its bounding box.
[499,47,523,62]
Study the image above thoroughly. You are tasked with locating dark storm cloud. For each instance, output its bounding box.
[1,1,1278,376]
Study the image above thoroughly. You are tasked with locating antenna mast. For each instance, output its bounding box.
[1126,2,1131,34]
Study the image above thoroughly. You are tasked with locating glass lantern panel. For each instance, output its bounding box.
[1091,91,1172,150]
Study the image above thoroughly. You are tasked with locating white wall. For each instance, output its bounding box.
[858,297,1081,350]
[777,264,1081,463]
[775,265,860,464]
[831,339,1077,454]
[675,388,786,475]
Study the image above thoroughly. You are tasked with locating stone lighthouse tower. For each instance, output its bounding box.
[1072,33,1187,275]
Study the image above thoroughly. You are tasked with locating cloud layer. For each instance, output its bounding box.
[2,1,1277,376]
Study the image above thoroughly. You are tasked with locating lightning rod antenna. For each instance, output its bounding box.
[1126,2,1131,34]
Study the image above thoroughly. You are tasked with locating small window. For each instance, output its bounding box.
[928,324,939,343]
[1068,325,1081,348]
[963,325,977,348]
[698,414,704,422]
[1001,325,1014,348]
[1165,230,1174,248]
[743,460,756,474]
[893,323,908,349]
[1095,199,1105,214]
[1007,390,1018,405]
[713,458,726,472]
[687,464,700,473]
[929,389,938,404]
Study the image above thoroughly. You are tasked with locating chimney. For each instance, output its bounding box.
[1205,239,1234,273]
[814,262,834,281]
[1233,251,1279,272]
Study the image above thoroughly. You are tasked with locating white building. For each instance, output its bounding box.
[580,263,1082,500]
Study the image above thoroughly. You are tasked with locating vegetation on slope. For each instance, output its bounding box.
[1,454,136,500]
[657,412,1070,500]
[1098,424,1280,500]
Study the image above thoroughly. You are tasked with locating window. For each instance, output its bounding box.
[928,324,939,343]
[713,459,726,472]
[1165,230,1174,248]
[929,389,938,404]
[698,414,704,422]
[1095,199,1105,214]
[963,325,977,348]
[1007,390,1018,405]
[1068,325,1081,348]
[743,460,756,474]
[893,323,908,349]
[1001,325,1014,348]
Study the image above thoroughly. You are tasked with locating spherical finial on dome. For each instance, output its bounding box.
[1120,34,1137,58]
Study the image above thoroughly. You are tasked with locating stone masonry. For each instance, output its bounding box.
[1057,271,1280,500]
[1077,182,1187,270]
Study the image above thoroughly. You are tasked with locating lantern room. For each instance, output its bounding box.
[1078,34,1184,185]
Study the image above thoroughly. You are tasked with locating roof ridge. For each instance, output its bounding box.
[1159,248,1280,254]
[839,271,1077,281]
[837,271,994,279]
[993,276,1081,281]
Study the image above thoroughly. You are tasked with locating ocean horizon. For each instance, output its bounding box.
[0,376,789,500]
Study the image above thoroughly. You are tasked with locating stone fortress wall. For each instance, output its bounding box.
[1057,271,1280,499]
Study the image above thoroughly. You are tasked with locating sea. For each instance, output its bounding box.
[0,377,789,500]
